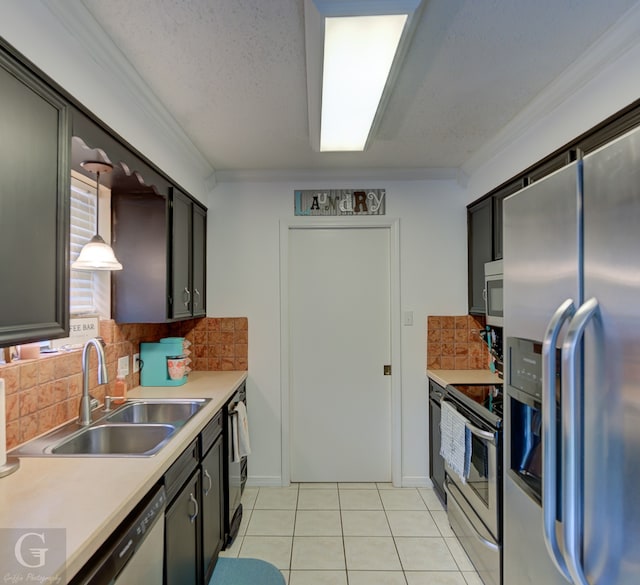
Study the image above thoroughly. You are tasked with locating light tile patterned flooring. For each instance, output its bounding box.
[220,483,483,585]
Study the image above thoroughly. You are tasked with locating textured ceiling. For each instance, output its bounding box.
[81,0,638,174]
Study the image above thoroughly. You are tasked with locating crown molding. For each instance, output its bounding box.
[44,0,213,178]
[461,1,640,180]
[214,166,460,184]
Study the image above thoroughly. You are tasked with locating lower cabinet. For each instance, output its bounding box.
[201,434,224,583]
[164,412,224,585]
[165,469,201,585]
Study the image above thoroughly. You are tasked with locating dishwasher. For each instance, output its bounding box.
[68,484,166,585]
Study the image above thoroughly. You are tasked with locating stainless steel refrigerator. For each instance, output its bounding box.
[502,125,640,585]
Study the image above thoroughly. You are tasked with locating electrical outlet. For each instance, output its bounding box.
[133,353,140,373]
[117,355,129,375]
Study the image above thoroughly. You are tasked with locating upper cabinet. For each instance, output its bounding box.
[170,188,207,320]
[467,181,523,316]
[110,187,207,324]
[0,47,70,345]
[70,110,208,324]
[467,197,493,315]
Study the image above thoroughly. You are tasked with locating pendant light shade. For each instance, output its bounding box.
[71,161,123,272]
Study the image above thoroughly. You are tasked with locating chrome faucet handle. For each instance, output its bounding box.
[89,395,100,411]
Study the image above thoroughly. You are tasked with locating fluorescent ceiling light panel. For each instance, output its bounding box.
[305,0,422,153]
[320,14,407,152]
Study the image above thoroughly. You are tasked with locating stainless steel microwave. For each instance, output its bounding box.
[484,260,503,327]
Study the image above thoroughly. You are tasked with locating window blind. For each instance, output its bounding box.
[69,176,96,314]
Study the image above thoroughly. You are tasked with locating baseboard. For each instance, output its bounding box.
[246,475,433,488]
[245,476,284,487]
[401,476,432,488]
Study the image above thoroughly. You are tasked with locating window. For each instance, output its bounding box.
[70,173,97,314]
[69,171,111,317]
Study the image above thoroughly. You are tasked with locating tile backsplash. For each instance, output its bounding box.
[426,315,489,370]
[0,317,248,451]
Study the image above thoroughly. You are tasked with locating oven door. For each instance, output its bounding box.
[225,398,243,546]
[443,399,500,539]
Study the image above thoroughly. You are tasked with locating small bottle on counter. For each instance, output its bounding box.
[113,369,127,405]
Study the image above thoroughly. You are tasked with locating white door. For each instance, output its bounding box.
[289,227,391,482]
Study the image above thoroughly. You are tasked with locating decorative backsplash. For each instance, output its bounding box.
[426,315,489,370]
[0,317,248,450]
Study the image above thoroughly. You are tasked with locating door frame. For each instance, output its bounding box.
[279,217,402,486]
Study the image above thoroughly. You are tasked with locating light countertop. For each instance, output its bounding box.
[0,370,247,582]
[427,369,503,388]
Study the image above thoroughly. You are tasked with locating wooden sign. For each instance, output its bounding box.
[294,189,386,216]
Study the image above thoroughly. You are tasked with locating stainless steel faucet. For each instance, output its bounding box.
[78,337,108,426]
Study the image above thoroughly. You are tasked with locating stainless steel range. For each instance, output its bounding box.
[443,383,503,585]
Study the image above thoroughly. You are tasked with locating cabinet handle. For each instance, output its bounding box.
[188,492,199,523]
[183,287,191,309]
[204,469,212,496]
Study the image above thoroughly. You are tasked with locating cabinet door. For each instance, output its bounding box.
[428,381,446,505]
[492,181,523,262]
[0,50,70,345]
[192,204,207,318]
[467,197,493,315]
[171,188,192,319]
[201,436,223,582]
[165,470,201,585]
[492,193,505,261]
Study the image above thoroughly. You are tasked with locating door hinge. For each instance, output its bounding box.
[384,365,391,376]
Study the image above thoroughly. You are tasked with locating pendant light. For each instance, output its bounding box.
[71,160,123,271]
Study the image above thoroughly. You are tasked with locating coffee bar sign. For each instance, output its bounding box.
[51,315,99,349]
[294,189,386,216]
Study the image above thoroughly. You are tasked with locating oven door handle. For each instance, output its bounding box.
[541,298,575,581]
[441,399,496,446]
[464,421,496,445]
[444,477,500,552]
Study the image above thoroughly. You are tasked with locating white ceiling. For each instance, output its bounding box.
[81,0,638,176]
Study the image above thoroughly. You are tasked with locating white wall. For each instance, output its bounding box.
[208,178,469,486]
[0,0,214,204]
[465,5,640,199]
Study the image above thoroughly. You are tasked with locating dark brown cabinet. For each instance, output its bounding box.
[110,188,207,323]
[467,181,523,315]
[0,47,70,346]
[467,197,493,315]
[164,412,224,585]
[200,413,224,583]
[170,188,207,320]
[165,469,202,585]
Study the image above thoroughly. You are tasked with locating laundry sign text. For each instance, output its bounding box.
[294,189,386,216]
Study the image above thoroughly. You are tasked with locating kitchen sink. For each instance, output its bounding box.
[48,423,176,456]
[106,399,209,426]
[10,397,211,458]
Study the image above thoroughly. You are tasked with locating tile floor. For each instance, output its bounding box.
[219,482,482,585]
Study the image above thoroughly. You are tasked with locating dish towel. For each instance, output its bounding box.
[232,400,251,462]
[440,401,471,483]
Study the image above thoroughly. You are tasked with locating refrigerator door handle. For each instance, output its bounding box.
[542,298,575,580]
[562,297,600,585]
